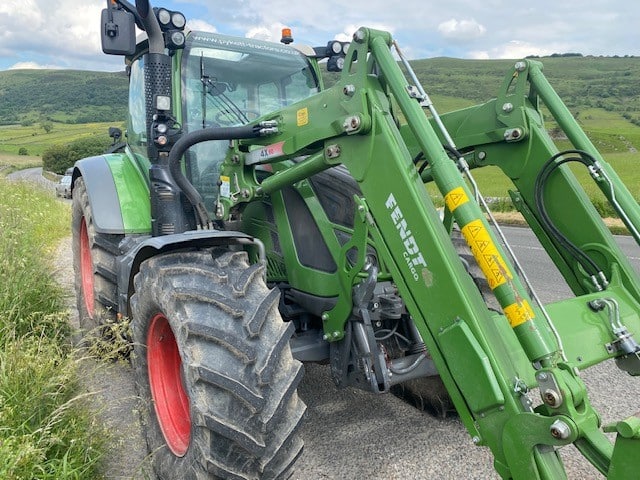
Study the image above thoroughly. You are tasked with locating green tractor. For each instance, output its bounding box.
[73,0,640,478]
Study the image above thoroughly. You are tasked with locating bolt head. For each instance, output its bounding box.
[549,420,571,440]
[502,102,514,113]
[353,29,366,43]
[515,61,527,72]
[343,84,356,96]
[542,388,562,408]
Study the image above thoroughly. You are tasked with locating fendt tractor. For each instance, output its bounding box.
[72,0,640,478]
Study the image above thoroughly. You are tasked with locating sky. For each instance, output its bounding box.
[0,0,638,71]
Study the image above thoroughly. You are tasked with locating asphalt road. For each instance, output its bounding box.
[6,166,57,194]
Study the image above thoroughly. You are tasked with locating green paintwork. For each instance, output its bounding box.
[102,24,640,478]
[213,29,640,478]
[104,148,151,233]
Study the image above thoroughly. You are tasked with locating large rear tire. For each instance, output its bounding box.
[131,249,306,480]
[71,176,121,335]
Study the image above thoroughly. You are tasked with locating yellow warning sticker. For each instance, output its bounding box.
[444,187,469,212]
[504,300,535,328]
[461,219,512,290]
[297,107,309,127]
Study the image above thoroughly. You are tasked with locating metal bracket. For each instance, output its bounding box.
[536,370,564,409]
[321,196,371,340]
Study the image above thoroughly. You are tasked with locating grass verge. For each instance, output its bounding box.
[0,153,42,177]
[0,179,105,479]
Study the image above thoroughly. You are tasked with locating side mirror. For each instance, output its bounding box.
[101,8,136,55]
[109,127,123,144]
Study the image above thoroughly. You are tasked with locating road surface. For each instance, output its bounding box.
[6,166,56,194]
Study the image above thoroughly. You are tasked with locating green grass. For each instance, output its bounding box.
[0,152,42,176]
[0,180,105,479]
[0,122,116,157]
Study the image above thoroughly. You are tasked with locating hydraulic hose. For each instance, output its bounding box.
[168,125,262,228]
[534,149,607,289]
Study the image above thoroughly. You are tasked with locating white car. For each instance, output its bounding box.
[55,175,72,199]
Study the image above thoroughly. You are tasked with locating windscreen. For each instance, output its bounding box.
[182,32,318,128]
[181,32,319,210]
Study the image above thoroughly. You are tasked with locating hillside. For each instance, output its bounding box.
[1,56,639,125]
[1,56,639,156]
[1,56,639,123]
[407,56,640,122]
[0,69,128,125]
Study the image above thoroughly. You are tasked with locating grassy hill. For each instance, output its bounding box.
[1,56,639,157]
[408,56,640,117]
[0,69,127,125]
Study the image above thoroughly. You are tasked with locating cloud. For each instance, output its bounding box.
[0,0,115,69]
[437,18,486,41]
[244,22,291,42]
[469,40,561,59]
[8,61,62,70]
[0,0,638,70]
[187,19,217,33]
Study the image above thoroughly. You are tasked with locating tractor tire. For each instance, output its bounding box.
[71,176,121,336]
[130,249,306,480]
[390,375,456,417]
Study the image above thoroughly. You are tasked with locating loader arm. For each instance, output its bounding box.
[214,28,640,479]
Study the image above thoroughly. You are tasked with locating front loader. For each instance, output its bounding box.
[72,0,640,478]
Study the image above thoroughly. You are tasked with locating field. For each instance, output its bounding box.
[1,58,638,210]
[0,122,115,157]
[0,152,42,175]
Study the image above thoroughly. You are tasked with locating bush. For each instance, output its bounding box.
[67,135,112,161]
[42,135,112,174]
[17,147,28,156]
[42,144,73,175]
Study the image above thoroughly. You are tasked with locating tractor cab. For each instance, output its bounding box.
[180,32,321,207]
[125,30,321,212]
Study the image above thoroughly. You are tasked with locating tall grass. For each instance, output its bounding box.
[0,179,104,479]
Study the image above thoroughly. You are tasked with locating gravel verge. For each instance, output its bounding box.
[55,237,155,480]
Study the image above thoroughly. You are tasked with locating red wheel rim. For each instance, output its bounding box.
[79,217,95,318]
[147,313,191,456]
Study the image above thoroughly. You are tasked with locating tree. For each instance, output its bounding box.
[41,121,53,134]
[42,144,72,174]
[67,135,112,162]
[18,147,29,156]
[41,134,112,174]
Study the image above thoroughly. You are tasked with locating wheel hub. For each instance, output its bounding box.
[79,217,95,318]
[147,313,191,456]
